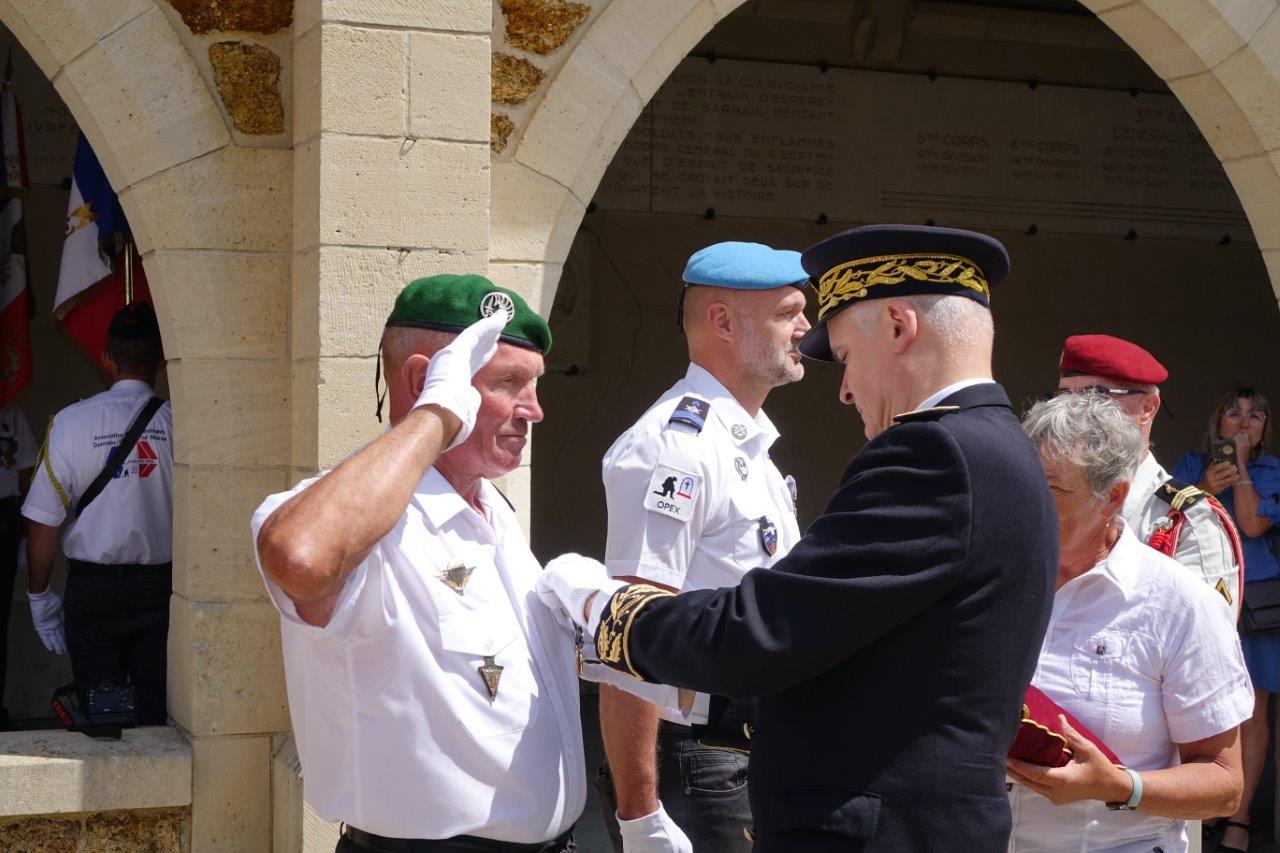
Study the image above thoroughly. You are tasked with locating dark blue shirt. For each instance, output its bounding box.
[1173,451,1280,581]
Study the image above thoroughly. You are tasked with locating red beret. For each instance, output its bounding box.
[1059,334,1168,385]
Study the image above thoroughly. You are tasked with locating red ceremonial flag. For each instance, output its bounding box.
[0,62,32,406]
[58,244,151,374]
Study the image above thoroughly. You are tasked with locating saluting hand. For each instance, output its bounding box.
[414,309,509,449]
[1006,715,1133,807]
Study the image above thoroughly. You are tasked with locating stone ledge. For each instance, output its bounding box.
[0,727,192,817]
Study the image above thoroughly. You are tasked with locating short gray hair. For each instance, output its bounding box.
[1022,393,1145,502]
[852,293,994,349]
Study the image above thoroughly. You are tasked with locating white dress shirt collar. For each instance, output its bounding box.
[685,362,780,448]
[914,377,995,412]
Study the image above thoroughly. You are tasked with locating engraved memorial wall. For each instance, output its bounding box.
[597,58,1248,243]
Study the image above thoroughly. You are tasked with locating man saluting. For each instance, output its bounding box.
[539,226,1058,851]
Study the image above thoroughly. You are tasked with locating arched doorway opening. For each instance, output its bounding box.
[492,0,1280,845]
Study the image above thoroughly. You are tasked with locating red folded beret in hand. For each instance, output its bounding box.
[1059,334,1168,385]
[1010,685,1122,767]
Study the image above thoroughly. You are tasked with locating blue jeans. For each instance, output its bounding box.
[595,722,753,852]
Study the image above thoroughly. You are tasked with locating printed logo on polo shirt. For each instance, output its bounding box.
[108,440,159,479]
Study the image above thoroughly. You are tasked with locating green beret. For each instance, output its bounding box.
[386,274,551,355]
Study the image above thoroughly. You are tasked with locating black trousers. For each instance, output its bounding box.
[0,497,20,725]
[337,826,576,853]
[596,721,753,852]
[64,561,170,725]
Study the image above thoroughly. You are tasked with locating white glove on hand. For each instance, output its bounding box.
[28,589,67,655]
[618,803,694,853]
[535,553,625,635]
[413,308,509,450]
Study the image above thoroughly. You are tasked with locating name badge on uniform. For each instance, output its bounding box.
[644,464,702,523]
[758,516,778,556]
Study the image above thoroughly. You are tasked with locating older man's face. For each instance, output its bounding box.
[828,303,892,439]
[1040,452,1114,577]
[449,343,544,478]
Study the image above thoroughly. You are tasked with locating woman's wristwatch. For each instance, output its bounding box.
[1105,767,1143,811]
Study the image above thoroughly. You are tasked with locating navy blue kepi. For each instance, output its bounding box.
[798,224,1010,362]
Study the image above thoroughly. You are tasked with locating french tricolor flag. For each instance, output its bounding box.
[54,133,150,373]
[0,65,32,406]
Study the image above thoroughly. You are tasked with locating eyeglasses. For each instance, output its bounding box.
[1225,409,1267,424]
[1056,386,1147,399]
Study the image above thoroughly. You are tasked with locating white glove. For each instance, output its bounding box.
[535,553,625,635]
[414,308,510,449]
[28,589,67,655]
[618,803,693,853]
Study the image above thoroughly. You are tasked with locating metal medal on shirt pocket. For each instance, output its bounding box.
[437,609,539,736]
[1069,629,1126,701]
[644,464,702,523]
[735,457,748,481]
[758,516,778,556]
[439,559,475,595]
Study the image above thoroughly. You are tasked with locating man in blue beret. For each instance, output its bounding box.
[252,276,584,853]
[539,225,1058,850]
[584,241,810,852]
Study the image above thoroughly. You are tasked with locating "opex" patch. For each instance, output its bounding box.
[644,464,701,523]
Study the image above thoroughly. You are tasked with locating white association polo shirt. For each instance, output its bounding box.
[1007,523,1253,852]
[22,380,173,564]
[251,468,585,842]
[595,363,800,724]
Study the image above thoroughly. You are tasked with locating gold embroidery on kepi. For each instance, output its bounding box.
[596,584,675,679]
[816,252,989,321]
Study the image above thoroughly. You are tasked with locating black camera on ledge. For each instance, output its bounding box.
[51,679,137,739]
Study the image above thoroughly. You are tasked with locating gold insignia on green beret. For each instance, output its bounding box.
[816,252,989,321]
[386,274,552,355]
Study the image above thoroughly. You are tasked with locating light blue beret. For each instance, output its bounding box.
[682,242,809,290]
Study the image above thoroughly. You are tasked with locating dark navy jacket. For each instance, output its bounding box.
[612,383,1057,851]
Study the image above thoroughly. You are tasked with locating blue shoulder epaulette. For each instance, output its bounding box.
[668,396,710,433]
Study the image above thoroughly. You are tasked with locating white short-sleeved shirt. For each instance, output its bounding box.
[1007,523,1254,853]
[0,405,36,499]
[22,380,173,564]
[597,363,800,724]
[1122,452,1239,612]
[251,468,585,842]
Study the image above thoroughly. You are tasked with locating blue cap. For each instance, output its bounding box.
[682,242,809,290]
[798,224,1010,362]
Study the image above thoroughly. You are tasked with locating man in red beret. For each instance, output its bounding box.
[1058,334,1241,609]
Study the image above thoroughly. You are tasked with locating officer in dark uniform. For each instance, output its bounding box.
[539,225,1058,852]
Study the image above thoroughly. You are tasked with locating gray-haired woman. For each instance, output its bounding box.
[1005,393,1253,852]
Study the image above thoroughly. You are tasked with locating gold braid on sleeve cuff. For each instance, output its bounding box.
[595,584,676,680]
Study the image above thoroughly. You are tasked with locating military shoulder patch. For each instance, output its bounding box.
[892,405,961,425]
[668,396,710,433]
[1155,479,1206,511]
[644,464,702,523]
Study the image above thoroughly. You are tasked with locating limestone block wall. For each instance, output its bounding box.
[290,0,493,483]
[0,0,293,849]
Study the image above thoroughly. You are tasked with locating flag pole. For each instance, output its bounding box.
[124,239,133,305]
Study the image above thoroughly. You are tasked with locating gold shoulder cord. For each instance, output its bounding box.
[35,415,70,511]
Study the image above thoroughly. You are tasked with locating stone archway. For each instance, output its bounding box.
[0,2,292,850]
[490,0,1280,309]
